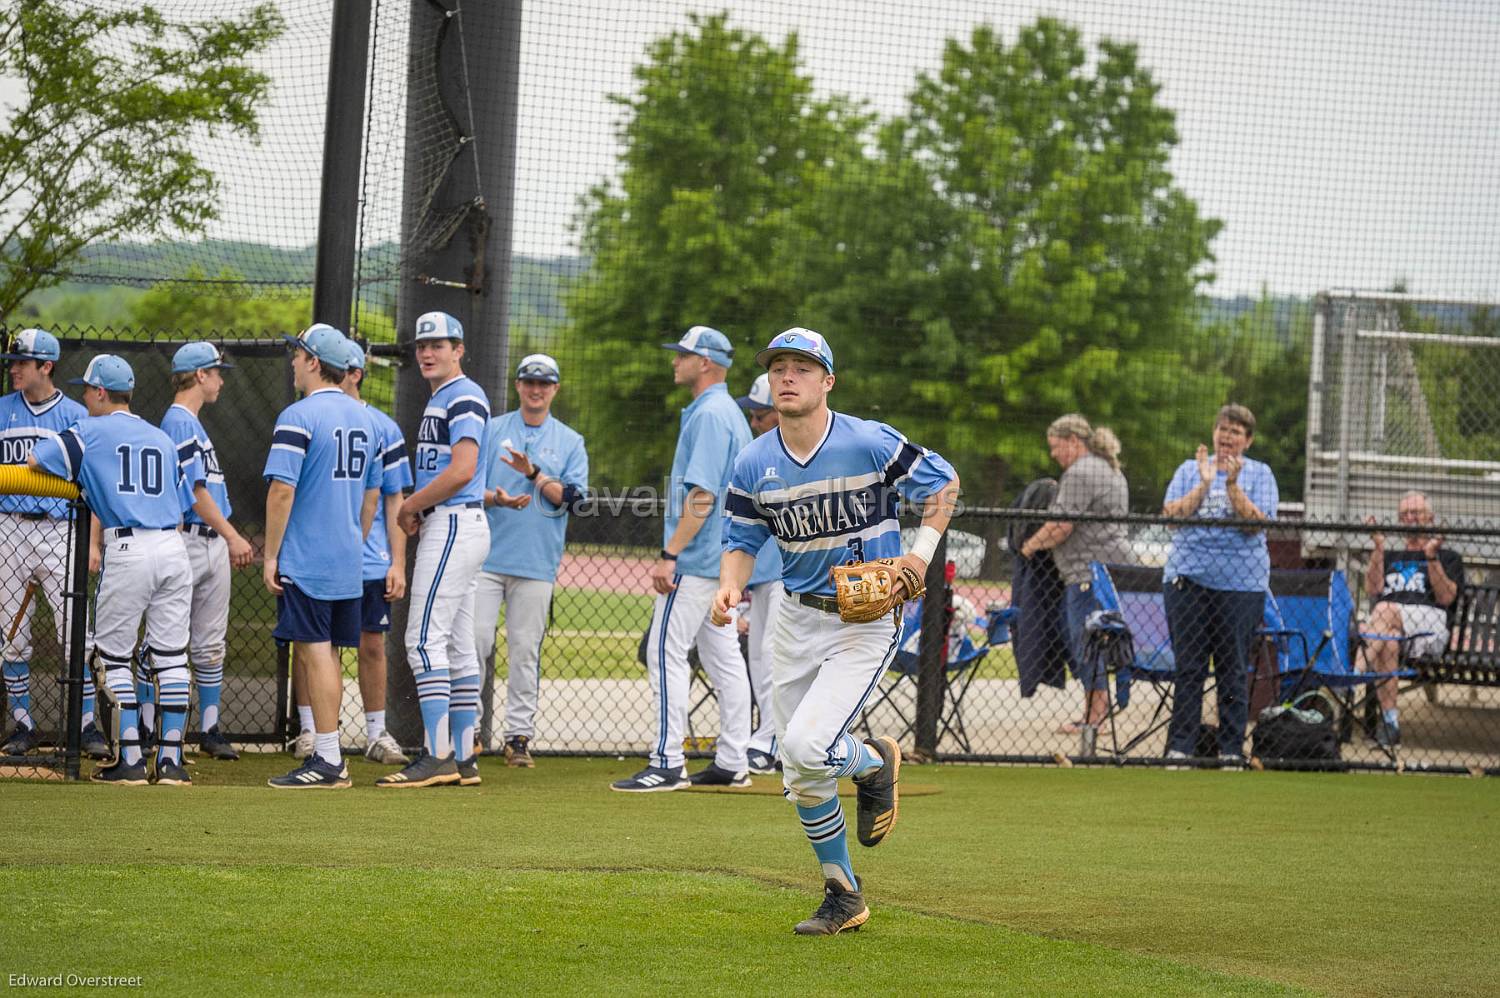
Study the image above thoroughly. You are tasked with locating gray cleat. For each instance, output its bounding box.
[375,752,460,789]
[793,878,869,936]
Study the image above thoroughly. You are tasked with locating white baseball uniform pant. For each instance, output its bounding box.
[406,506,489,680]
[771,595,902,807]
[182,530,230,667]
[746,581,785,756]
[91,527,192,706]
[0,513,71,661]
[474,571,553,743]
[645,573,750,773]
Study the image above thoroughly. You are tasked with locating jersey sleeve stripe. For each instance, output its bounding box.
[880,440,925,488]
[271,428,310,452]
[59,429,84,480]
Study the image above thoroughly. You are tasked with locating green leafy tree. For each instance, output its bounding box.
[0,3,284,323]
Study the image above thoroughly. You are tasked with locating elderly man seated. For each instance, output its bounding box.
[1360,491,1464,749]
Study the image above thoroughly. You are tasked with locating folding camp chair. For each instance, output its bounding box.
[857,599,1013,753]
[1089,562,1180,757]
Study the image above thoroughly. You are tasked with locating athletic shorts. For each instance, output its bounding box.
[273,579,360,648]
[1395,602,1449,658]
[361,577,392,634]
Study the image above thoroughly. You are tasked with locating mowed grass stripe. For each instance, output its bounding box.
[7,866,1303,997]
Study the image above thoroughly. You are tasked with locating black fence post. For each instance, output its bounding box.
[62,498,91,780]
[914,533,948,760]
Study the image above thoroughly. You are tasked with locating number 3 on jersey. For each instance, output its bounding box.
[846,538,865,563]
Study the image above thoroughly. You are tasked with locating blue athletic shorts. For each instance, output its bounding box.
[361,577,392,634]
[273,579,360,648]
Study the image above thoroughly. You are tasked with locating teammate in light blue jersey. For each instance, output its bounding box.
[474,352,589,765]
[32,354,197,786]
[158,341,255,761]
[263,325,381,789]
[0,328,104,758]
[379,311,493,789]
[714,327,960,935]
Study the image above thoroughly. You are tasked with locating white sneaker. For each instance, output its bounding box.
[292,729,314,760]
[364,732,410,766]
[1164,749,1191,771]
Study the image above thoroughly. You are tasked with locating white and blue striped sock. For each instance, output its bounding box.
[415,669,452,758]
[797,797,856,890]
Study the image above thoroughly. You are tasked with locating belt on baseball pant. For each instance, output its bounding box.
[104,526,174,541]
[788,587,840,614]
[420,500,482,518]
[182,524,218,539]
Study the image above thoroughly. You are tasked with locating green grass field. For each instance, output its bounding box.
[7,757,1497,996]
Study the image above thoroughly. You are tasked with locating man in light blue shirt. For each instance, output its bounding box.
[735,371,784,775]
[474,353,589,767]
[611,326,753,792]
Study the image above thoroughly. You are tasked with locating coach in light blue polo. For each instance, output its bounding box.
[610,325,753,793]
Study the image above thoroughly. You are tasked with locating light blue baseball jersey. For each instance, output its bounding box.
[264,387,383,600]
[666,383,751,579]
[724,412,957,597]
[414,375,489,505]
[362,402,413,582]
[747,535,782,588]
[1162,457,1279,593]
[478,410,589,581]
[33,411,193,530]
[160,403,231,526]
[0,390,87,518]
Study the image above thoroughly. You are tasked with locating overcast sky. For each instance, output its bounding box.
[10,0,1500,299]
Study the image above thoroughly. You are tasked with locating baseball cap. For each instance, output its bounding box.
[171,341,234,374]
[69,354,135,392]
[0,328,61,363]
[662,325,734,368]
[735,372,773,411]
[282,323,350,369]
[344,340,367,370]
[755,326,834,373]
[414,311,464,342]
[515,353,560,383]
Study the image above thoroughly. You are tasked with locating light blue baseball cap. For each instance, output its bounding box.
[283,323,350,369]
[414,311,464,342]
[1,328,61,363]
[662,325,734,368]
[756,326,834,373]
[171,341,234,373]
[344,340,367,370]
[735,372,773,411]
[69,354,135,392]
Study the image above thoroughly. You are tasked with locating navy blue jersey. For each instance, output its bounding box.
[414,375,489,505]
[32,411,193,530]
[0,390,88,518]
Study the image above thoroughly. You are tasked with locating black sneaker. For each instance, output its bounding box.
[457,756,481,786]
[746,748,779,775]
[154,758,192,786]
[199,725,240,761]
[268,756,351,789]
[2,721,38,756]
[609,765,689,793]
[375,752,460,789]
[852,735,900,847]
[90,758,149,786]
[504,736,534,768]
[793,878,869,935]
[79,721,112,760]
[687,762,751,788]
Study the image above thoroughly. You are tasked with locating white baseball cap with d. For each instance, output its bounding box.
[414,311,465,342]
[735,372,773,411]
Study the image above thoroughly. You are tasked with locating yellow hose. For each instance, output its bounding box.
[0,464,80,500]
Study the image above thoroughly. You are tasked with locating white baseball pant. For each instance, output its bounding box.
[182,531,230,667]
[91,527,192,679]
[406,506,489,680]
[0,514,72,661]
[770,595,902,806]
[645,573,750,773]
[745,580,785,756]
[474,571,553,742]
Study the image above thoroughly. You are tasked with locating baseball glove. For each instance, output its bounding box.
[831,558,926,624]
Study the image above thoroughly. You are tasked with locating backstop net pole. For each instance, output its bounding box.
[62,497,91,781]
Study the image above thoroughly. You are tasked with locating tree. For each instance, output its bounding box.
[0,3,284,323]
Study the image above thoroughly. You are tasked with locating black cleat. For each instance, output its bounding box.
[456,756,481,786]
[609,765,689,793]
[687,762,750,788]
[2,722,39,756]
[375,752,460,788]
[154,758,192,786]
[198,725,240,761]
[852,735,900,847]
[90,758,149,786]
[793,878,869,936]
[267,756,351,789]
[79,721,111,760]
[503,735,534,768]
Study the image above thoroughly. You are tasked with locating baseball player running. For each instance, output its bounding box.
[474,352,589,766]
[30,355,197,785]
[160,342,255,761]
[263,325,382,790]
[713,327,960,935]
[735,372,785,775]
[611,325,753,792]
[0,329,107,759]
[377,311,493,789]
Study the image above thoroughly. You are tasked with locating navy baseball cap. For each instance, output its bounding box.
[1,328,61,363]
[171,341,234,373]
[70,354,135,392]
[515,353,560,383]
[662,325,734,368]
[414,311,464,342]
[756,326,834,373]
[735,372,773,411]
[343,340,367,370]
[282,323,350,369]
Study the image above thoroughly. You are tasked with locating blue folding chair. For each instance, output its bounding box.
[1089,562,1180,757]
